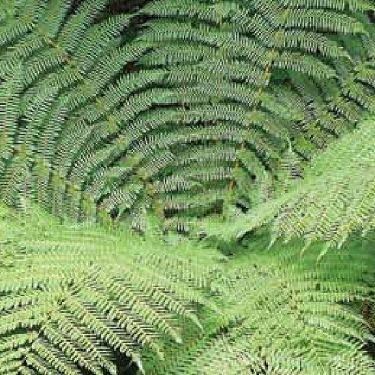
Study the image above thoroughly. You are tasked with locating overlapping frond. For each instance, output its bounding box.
[0,204,220,375]
[146,236,375,374]
[1,2,375,375]
[0,0,160,227]
[135,0,375,223]
[202,116,375,254]
[1,0,375,226]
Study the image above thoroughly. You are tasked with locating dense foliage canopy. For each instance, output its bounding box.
[1,0,375,374]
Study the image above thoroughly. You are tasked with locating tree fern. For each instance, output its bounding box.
[0,203,220,374]
[1,3,375,373]
[145,235,375,374]
[202,115,375,255]
[137,0,375,222]
[0,0,157,225]
[2,1,375,225]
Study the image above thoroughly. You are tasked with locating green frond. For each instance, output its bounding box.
[202,116,375,253]
[146,236,375,374]
[1,2,375,374]
[0,204,220,374]
[0,64,22,173]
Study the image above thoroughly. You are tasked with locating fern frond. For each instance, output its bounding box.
[147,236,375,374]
[202,116,375,253]
[2,0,375,223]
[0,204,220,374]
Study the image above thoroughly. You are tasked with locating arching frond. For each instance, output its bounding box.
[202,116,375,254]
[146,236,375,374]
[0,203,220,375]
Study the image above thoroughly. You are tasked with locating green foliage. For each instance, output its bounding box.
[0,203,221,374]
[145,235,375,374]
[1,1,375,374]
[138,0,375,223]
[203,116,375,255]
[0,0,158,228]
[3,203,373,375]
[1,0,375,226]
